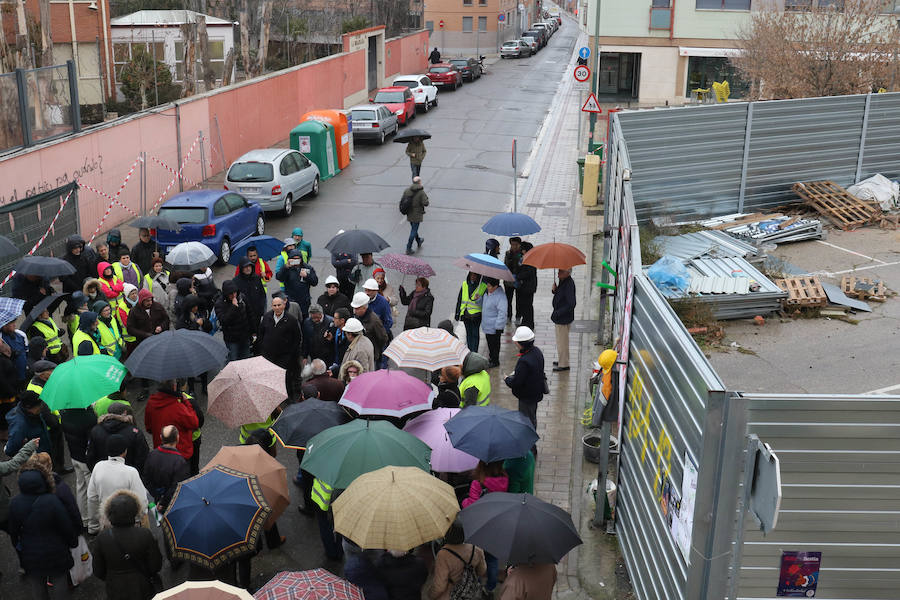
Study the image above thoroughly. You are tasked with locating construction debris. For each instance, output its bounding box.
[793,180,881,231]
[840,276,895,302]
[682,257,787,320]
[775,277,827,307]
[653,230,759,261]
[821,282,871,313]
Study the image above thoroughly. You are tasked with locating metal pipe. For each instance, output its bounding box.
[588,0,602,141]
[68,0,80,77]
[175,103,183,192]
[98,0,113,98]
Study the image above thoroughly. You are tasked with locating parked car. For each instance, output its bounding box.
[225,149,320,217]
[542,19,558,33]
[531,22,553,38]
[448,57,482,81]
[500,40,532,59]
[427,63,464,90]
[370,86,416,125]
[521,36,539,55]
[349,104,399,145]
[392,74,439,112]
[524,28,547,49]
[156,190,264,264]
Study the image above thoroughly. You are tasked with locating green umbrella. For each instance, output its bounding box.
[301,420,431,489]
[41,355,127,411]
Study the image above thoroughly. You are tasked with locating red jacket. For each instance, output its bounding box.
[144,389,199,459]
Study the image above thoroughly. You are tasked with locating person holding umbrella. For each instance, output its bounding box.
[500,562,557,600]
[351,252,383,294]
[504,237,523,322]
[550,268,576,372]
[401,176,429,254]
[232,257,267,322]
[480,278,507,368]
[504,326,545,429]
[398,277,434,330]
[430,518,487,600]
[514,242,538,329]
[10,272,53,316]
[130,228,158,276]
[406,137,427,178]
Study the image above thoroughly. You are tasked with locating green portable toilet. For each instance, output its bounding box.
[290,121,340,181]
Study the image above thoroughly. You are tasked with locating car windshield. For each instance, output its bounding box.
[450,60,468,66]
[351,109,377,121]
[157,206,208,224]
[502,42,517,47]
[429,67,450,73]
[523,37,535,42]
[393,80,417,88]
[374,91,405,103]
[227,162,274,182]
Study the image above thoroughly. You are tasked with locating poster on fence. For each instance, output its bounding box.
[670,452,697,564]
[777,551,821,597]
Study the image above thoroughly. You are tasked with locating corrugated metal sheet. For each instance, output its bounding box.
[734,394,900,600]
[688,257,783,294]
[616,274,726,600]
[655,230,758,261]
[861,93,900,181]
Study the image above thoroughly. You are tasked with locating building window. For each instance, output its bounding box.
[113,41,165,81]
[462,16,473,31]
[479,0,487,4]
[696,0,750,8]
[685,57,748,99]
[175,39,226,83]
[478,16,487,30]
[464,0,472,5]
[652,0,670,6]
[426,20,434,32]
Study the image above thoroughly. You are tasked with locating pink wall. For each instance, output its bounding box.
[385,31,429,80]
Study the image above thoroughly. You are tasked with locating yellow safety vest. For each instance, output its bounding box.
[97,319,123,359]
[183,393,201,441]
[459,370,491,407]
[72,329,100,356]
[112,262,142,287]
[459,280,487,317]
[118,305,136,343]
[144,270,170,293]
[311,478,333,511]
[278,251,288,289]
[256,258,271,284]
[239,415,277,445]
[67,314,80,338]
[32,320,63,355]
[26,379,43,395]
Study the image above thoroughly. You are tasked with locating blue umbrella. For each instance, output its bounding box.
[482,212,541,237]
[0,297,25,327]
[227,235,286,265]
[452,253,514,282]
[162,465,271,569]
[444,406,539,462]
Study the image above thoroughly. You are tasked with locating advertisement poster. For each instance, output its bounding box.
[670,453,697,564]
[777,551,821,597]
[297,136,311,153]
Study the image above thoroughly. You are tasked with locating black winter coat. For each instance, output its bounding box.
[216,285,256,344]
[302,315,335,363]
[551,276,576,325]
[256,310,302,370]
[10,273,51,315]
[92,525,163,600]
[230,273,266,324]
[130,239,157,277]
[59,407,97,463]
[398,287,434,330]
[516,264,538,295]
[317,291,350,318]
[375,552,428,600]
[85,412,150,471]
[52,473,82,531]
[276,263,319,313]
[142,446,190,510]
[7,470,78,576]
[61,238,93,294]
[176,296,213,333]
[504,345,545,404]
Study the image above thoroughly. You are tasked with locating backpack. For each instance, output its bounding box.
[399,190,413,215]
[443,546,485,600]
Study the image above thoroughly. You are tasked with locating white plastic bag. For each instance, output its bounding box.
[70,535,93,586]
[847,174,900,211]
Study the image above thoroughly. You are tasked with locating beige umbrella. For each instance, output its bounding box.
[332,465,459,551]
[204,445,290,526]
[207,356,287,429]
[153,579,253,600]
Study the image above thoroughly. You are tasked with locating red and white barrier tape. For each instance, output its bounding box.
[150,155,198,189]
[79,183,140,219]
[149,132,203,213]
[87,197,119,243]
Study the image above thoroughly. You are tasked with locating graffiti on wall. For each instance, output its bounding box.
[0,153,104,207]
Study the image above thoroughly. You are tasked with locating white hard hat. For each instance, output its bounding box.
[363,278,379,291]
[350,292,370,308]
[511,326,535,342]
[343,317,364,333]
[325,275,339,285]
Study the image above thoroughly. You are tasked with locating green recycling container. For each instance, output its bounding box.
[290,121,340,181]
[589,141,605,159]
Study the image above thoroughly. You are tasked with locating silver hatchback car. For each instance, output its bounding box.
[350,104,399,145]
[225,148,320,217]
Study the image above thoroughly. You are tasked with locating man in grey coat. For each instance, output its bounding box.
[403,176,429,254]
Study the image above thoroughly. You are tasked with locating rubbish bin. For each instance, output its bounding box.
[577,157,586,193]
[301,110,352,170]
[290,121,340,181]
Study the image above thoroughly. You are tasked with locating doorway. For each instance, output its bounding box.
[596,53,640,100]
[368,37,378,92]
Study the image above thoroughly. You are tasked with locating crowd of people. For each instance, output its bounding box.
[0,221,575,600]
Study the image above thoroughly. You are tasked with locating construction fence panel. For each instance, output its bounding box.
[861,93,900,181]
[731,393,900,600]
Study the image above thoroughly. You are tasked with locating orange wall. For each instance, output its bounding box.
[385,30,429,79]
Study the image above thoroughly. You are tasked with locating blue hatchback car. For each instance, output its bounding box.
[155,190,265,265]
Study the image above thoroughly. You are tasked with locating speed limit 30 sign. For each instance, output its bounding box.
[573,65,590,82]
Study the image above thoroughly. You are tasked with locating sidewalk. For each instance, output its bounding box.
[484,29,630,599]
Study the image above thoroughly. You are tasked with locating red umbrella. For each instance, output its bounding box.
[521,242,586,270]
[254,569,364,600]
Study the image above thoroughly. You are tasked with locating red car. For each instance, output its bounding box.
[370,86,416,125]
[427,63,463,91]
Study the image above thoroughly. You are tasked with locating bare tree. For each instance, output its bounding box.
[255,0,272,76]
[197,18,216,90]
[734,2,900,99]
[180,20,198,96]
[222,47,235,85]
[37,0,53,66]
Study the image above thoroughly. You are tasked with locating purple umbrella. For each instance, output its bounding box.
[338,370,436,418]
[378,253,436,277]
[404,408,479,473]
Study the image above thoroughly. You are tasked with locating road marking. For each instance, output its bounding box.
[863,383,900,395]
[811,259,900,277]
[815,240,886,263]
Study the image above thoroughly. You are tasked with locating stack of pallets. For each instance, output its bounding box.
[776,276,827,307]
[792,181,881,231]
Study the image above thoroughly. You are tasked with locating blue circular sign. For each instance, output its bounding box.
[579,47,590,59]
[498,13,505,21]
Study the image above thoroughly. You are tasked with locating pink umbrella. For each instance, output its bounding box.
[378,253,436,277]
[338,370,435,418]
[208,356,287,428]
[403,408,479,473]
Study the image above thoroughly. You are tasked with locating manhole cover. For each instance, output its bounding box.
[542,207,568,216]
[466,164,489,170]
[546,201,566,206]
[586,208,604,215]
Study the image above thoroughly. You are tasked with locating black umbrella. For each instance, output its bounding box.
[21,293,69,333]
[124,329,227,380]
[271,399,351,449]
[130,215,183,232]
[13,256,76,278]
[458,492,582,565]
[324,229,390,256]
[0,235,19,258]
[393,128,432,143]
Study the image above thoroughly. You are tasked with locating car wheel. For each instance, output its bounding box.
[282,193,293,217]
[310,175,319,197]
[256,215,265,235]
[423,100,429,113]
[433,96,438,107]
[410,108,416,121]
[379,129,386,144]
[219,238,231,265]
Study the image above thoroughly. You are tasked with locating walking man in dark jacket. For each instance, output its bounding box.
[142,425,190,511]
[514,241,538,328]
[276,249,319,321]
[403,176,429,254]
[551,268,576,372]
[504,326,545,429]
[257,295,303,398]
[216,280,256,362]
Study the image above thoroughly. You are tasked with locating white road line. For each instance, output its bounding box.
[811,259,900,277]
[815,240,886,263]
[864,383,900,395]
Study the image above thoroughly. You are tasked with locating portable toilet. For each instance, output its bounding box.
[301,110,352,170]
[290,121,340,181]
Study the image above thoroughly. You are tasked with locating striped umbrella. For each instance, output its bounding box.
[254,569,364,600]
[378,253,436,277]
[453,253,514,282]
[383,327,469,370]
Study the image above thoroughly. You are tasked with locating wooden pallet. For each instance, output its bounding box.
[792,181,881,231]
[776,277,827,306]
[840,276,893,302]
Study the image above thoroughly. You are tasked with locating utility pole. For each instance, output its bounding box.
[588,0,601,144]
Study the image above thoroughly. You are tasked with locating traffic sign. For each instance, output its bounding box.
[498,13,505,21]
[578,47,590,60]
[581,93,602,113]
[573,65,590,82]
[439,19,444,28]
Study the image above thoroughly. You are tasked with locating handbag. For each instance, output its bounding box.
[106,529,163,593]
[69,535,93,586]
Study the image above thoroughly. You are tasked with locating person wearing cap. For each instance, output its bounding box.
[275,238,296,289]
[292,227,312,262]
[551,268,576,372]
[94,300,124,360]
[351,292,388,367]
[87,434,148,535]
[341,317,375,373]
[73,310,104,356]
[317,275,350,317]
[455,272,487,353]
[350,252,382,294]
[480,277,507,368]
[256,294,303,398]
[233,245,274,285]
[85,401,149,471]
[504,326,545,429]
[131,227,159,276]
[302,304,334,365]
[363,277,394,333]
[277,248,319,321]
[26,305,68,363]
[4,390,51,457]
[113,247,143,290]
